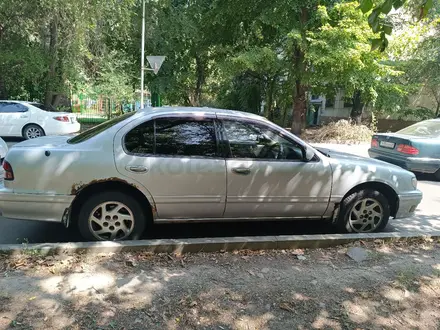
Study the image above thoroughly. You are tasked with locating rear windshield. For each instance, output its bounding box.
[398,120,440,138]
[68,112,136,144]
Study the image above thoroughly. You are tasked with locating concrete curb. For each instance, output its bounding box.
[1,231,440,255]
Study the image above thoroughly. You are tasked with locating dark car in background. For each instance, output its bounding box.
[369,119,440,180]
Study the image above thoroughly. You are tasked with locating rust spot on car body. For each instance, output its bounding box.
[70,177,138,195]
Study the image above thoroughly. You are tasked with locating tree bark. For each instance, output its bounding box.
[45,17,58,106]
[350,89,365,125]
[291,80,307,135]
[265,78,276,121]
[290,7,309,136]
[193,54,205,106]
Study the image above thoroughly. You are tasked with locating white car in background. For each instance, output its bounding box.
[0,100,80,139]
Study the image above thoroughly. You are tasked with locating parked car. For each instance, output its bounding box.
[0,100,80,139]
[369,119,440,180]
[0,107,422,241]
[0,137,7,163]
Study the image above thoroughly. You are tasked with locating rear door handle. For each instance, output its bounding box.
[126,165,148,173]
[232,167,251,175]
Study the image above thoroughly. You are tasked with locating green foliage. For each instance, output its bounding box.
[358,0,434,51]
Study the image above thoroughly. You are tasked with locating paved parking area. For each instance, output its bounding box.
[0,140,438,244]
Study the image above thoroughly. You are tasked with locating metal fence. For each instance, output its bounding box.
[72,95,138,130]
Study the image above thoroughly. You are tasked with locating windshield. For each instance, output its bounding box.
[68,112,136,144]
[398,120,440,138]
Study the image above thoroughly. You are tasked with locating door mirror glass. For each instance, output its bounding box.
[303,147,315,162]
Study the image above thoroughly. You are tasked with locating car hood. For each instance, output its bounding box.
[11,136,71,148]
[316,147,403,170]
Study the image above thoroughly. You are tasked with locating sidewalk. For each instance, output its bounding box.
[1,240,439,330]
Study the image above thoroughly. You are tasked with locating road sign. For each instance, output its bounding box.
[147,56,166,75]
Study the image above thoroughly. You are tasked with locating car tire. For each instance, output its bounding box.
[78,191,146,241]
[23,124,45,140]
[337,189,390,233]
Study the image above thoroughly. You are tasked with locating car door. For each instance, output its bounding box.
[219,117,333,219]
[114,114,227,220]
[0,102,31,136]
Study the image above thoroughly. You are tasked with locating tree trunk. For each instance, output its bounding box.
[45,17,58,107]
[350,90,365,125]
[265,78,276,121]
[290,6,309,136]
[291,80,307,135]
[193,54,205,106]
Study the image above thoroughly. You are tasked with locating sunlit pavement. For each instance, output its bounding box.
[0,140,437,244]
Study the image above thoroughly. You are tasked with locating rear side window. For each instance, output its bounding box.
[155,118,217,157]
[125,120,154,154]
[124,118,218,157]
[0,102,28,113]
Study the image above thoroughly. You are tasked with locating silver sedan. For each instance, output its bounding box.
[0,107,422,241]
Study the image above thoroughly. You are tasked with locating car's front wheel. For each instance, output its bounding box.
[23,124,45,139]
[78,191,146,241]
[337,189,390,233]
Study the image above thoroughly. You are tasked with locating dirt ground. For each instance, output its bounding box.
[1,239,440,330]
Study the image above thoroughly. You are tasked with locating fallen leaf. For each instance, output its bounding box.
[29,296,36,301]
[279,303,295,313]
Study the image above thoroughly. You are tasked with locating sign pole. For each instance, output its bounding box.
[140,0,146,110]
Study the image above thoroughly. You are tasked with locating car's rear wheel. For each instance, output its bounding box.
[78,191,146,241]
[23,124,45,139]
[337,189,390,233]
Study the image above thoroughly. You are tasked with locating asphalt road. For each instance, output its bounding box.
[0,139,438,244]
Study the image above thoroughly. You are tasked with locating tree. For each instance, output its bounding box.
[308,2,401,123]
[359,0,434,51]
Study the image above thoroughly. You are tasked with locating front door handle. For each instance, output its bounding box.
[232,167,251,175]
[126,165,148,173]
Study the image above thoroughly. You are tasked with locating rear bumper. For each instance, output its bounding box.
[45,122,81,136]
[0,184,74,222]
[369,149,440,174]
[395,190,423,219]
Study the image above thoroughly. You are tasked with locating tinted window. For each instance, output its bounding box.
[398,120,440,138]
[0,102,28,113]
[125,120,154,154]
[222,120,304,160]
[155,118,217,157]
[68,112,136,144]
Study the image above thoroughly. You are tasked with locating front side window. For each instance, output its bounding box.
[222,119,305,160]
[124,117,218,157]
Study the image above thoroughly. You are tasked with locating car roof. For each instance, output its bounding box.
[140,106,266,121]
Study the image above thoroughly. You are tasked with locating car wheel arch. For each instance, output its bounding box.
[22,123,45,136]
[340,182,399,217]
[69,180,156,226]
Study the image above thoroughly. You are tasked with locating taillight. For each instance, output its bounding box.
[2,161,14,181]
[371,138,379,148]
[54,116,70,122]
[397,144,419,155]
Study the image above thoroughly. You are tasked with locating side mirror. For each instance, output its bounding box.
[303,147,315,162]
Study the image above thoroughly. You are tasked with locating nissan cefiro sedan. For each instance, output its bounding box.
[0,107,422,241]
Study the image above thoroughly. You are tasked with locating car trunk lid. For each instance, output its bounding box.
[371,133,430,157]
[12,136,71,148]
